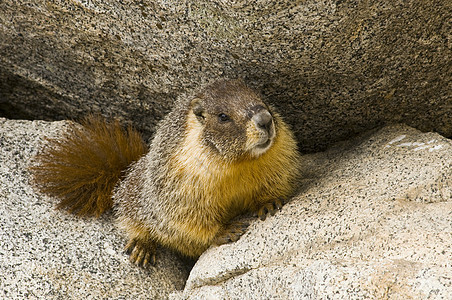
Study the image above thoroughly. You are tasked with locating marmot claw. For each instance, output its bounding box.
[125,238,157,268]
[257,199,283,221]
[213,220,251,245]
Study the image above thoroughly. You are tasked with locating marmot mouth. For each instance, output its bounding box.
[248,137,273,158]
[256,138,272,149]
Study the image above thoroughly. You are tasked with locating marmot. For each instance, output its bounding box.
[31,79,301,267]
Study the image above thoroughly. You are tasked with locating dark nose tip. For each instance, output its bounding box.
[252,110,273,131]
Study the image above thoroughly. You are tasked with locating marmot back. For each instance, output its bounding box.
[31,79,301,267]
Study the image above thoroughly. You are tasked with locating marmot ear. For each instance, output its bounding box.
[191,98,205,122]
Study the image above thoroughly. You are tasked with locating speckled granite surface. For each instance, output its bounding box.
[0,118,189,299]
[174,124,452,299]
[1,118,451,299]
[1,0,451,152]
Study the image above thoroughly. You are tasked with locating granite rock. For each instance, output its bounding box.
[1,0,451,151]
[0,118,190,299]
[173,124,452,299]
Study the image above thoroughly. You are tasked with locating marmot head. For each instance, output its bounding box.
[188,79,276,161]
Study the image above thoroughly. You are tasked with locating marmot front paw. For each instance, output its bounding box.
[213,220,251,245]
[256,199,283,221]
[125,238,157,268]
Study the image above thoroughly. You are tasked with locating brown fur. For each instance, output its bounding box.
[30,79,301,267]
[30,115,146,217]
[113,79,301,262]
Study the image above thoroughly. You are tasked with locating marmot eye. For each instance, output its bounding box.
[218,113,230,122]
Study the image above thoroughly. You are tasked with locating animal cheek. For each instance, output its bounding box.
[221,131,247,157]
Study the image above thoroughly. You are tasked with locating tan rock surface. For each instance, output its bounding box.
[175,124,451,299]
[0,118,190,299]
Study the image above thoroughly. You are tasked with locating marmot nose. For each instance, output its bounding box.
[253,110,273,132]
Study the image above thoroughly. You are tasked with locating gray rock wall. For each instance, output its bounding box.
[1,0,451,151]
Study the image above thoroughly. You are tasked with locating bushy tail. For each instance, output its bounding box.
[30,115,147,217]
